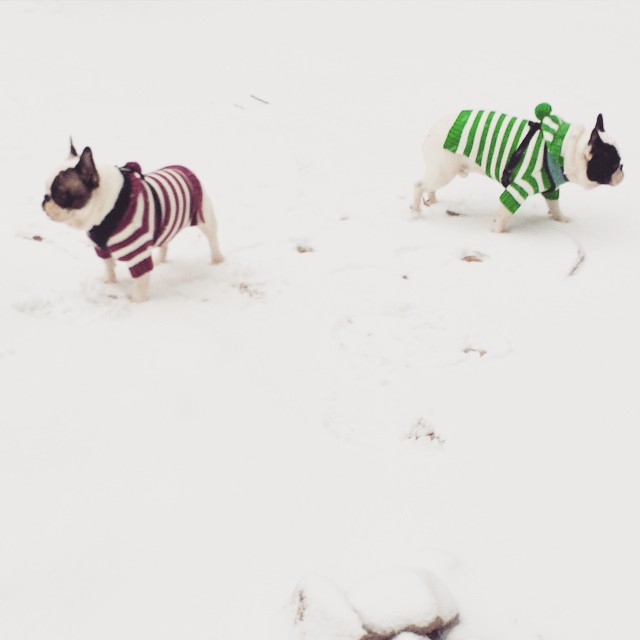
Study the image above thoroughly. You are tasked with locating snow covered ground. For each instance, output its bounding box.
[1,1,639,639]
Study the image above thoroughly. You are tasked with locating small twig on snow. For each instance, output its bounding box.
[568,243,586,276]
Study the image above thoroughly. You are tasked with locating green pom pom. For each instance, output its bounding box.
[535,103,552,120]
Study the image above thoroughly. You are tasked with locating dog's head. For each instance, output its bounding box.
[585,114,624,187]
[42,141,101,229]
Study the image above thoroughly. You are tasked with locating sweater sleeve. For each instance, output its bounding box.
[499,187,525,214]
[94,246,111,259]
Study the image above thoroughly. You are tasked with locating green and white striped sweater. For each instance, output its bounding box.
[443,103,570,213]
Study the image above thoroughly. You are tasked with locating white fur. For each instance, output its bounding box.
[560,125,594,190]
[411,114,623,232]
[44,155,224,302]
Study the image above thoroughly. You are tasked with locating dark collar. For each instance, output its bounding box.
[88,168,133,249]
[501,121,540,188]
[500,121,568,191]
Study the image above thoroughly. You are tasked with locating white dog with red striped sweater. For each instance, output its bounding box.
[43,142,223,302]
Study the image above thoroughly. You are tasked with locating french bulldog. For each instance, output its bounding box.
[411,103,624,232]
[43,142,224,302]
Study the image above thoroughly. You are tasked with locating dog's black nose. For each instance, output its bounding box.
[42,194,51,207]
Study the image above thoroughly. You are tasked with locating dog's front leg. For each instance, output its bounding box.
[547,198,570,223]
[103,257,117,283]
[157,244,169,264]
[131,273,150,303]
[492,205,512,233]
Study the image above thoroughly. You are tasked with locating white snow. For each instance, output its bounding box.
[1,1,639,640]
[290,574,366,640]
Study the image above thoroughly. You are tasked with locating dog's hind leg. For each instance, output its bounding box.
[200,193,224,265]
[411,116,468,215]
[411,143,463,214]
[411,180,437,214]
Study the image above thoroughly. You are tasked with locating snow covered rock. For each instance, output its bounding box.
[288,568,459,640]
[291,573,367,640]
[346,568,459,639]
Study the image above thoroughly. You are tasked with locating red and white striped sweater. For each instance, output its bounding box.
[89,162,204,278]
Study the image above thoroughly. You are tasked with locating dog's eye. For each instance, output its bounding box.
[53,189,72,208]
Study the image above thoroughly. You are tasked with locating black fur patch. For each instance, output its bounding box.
[50,169,94,210]
[587,135,622,185]
[48,147,100,210]
[88,169,132,249]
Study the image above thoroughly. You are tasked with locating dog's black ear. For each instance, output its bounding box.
[69,137,78,158]
[596,113,605,132]
[75,147,99,189]
[589,120,603,147]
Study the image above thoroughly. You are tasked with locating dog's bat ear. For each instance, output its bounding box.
[75,147,99,189]
[589,115,605,147]
[69,137,78,158]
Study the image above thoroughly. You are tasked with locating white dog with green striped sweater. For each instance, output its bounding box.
[412,103,624,232]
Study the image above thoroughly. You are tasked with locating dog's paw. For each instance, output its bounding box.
[550,212,571,223]
[491,220,509,233]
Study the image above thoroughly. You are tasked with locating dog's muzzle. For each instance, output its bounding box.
[610,168,624,186]
[42,196,67,222]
